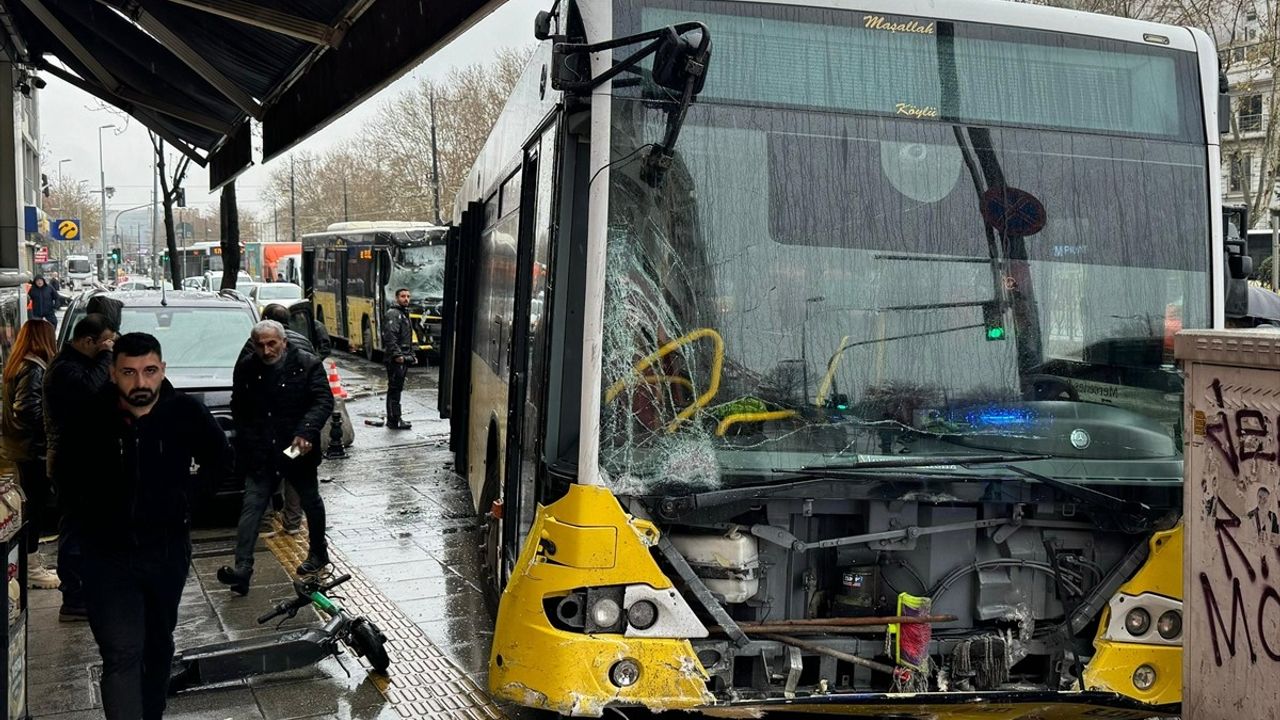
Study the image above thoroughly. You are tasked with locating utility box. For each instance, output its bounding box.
[1178,330,1280,718]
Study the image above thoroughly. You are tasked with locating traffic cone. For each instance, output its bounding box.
[326,361,349,400]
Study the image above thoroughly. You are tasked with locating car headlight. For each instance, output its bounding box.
[1156,609,1182,640]
[1124,607,1151,636]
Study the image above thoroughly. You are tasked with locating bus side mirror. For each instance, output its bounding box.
[653,27,709,94]
[1220,93,1232,135]
[534,10,554,41]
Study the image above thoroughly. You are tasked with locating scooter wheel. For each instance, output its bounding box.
[349,618,391,673]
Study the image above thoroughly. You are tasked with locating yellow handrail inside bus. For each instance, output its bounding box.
[603,327,724,432]
[714,410,799,437]
[815,335,851,407]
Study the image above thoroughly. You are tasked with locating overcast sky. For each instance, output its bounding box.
[37,0,544,238]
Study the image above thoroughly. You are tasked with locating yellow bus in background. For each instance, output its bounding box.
[301,222,447,361]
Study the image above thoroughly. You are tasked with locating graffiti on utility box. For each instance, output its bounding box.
[1180,331,1280,717]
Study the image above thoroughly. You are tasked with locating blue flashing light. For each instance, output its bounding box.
[965,407,1037,427]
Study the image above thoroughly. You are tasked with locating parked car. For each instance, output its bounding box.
[59,289,258,499]
[58,290,350,498]
[248,282,303,313]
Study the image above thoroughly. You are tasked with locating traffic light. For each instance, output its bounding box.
[110,247,121,263]
[175,188,186,208]
[982,301,1007,341]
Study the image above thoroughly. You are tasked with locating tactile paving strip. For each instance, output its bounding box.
[263,522,507,719]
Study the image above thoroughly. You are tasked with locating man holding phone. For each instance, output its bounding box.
[218,320,334,595]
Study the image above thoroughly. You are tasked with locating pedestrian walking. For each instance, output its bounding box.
[239,304,314,538]
[28,277,59,327]
[218,320,334,595]
[73,333,231,720]
[43,313,116,621]
[0,319,59,589]
[381,287,415,430]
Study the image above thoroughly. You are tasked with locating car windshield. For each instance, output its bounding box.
[598,1,1209,487]
[67,259,90,273]
[256,283,302,300]
[385,245,446,301]
[118,307,254,369]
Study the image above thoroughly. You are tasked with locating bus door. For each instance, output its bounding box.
[447,202,483,462]
[439,226,461,421]
[502,120,559,565]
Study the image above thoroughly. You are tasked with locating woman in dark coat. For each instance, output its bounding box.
[1,319,60,588]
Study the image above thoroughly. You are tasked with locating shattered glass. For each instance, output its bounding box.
[598,0,1210,493]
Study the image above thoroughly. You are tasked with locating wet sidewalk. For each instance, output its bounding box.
[24,358,527,719]
[27,535,391,720]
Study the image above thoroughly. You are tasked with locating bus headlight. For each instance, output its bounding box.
[1132,664,1157,691]
[1157,609,1182,640]
[589,597,622,628]
[1124,607,1151,636]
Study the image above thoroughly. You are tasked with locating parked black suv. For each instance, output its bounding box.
[58,289,260,497]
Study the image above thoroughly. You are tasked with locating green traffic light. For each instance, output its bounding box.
[986,326,1006,341]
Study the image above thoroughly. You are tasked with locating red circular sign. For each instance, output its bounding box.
[981,187,1046,236]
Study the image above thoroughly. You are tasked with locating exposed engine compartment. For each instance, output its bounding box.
[623,478,1180,701]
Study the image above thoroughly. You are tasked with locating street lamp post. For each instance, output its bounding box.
[98,124,115,249]
[56,158,70,180]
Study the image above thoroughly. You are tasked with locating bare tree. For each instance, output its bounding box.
[262,47,532,232]
[41,174,101,255]
[150,132,192,289]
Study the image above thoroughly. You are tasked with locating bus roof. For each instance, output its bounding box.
[300,222,447,248]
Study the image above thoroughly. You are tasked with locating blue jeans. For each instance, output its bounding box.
[233,464,326,571]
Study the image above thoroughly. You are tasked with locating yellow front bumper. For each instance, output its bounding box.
[489,484,712,716]
[491,485,1182,718]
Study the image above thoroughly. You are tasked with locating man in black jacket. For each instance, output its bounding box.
[381,287,415,429]
[218,320,334,594]
[75,333,232,720]
[44,313,116,620]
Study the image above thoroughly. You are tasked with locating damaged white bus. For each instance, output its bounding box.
[438,0,1240,716]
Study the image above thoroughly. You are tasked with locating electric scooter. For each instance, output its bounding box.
[169,573,390,693]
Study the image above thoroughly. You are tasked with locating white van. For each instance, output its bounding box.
[66,255,95,288]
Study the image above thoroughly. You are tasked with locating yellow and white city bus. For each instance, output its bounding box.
[438,0,1241,716]
[301,221,448,360]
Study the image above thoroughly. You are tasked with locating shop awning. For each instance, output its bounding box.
[1,0,502,190]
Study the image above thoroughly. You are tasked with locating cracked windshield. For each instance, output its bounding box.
[385,239,448,302]
[600,1,1209,489]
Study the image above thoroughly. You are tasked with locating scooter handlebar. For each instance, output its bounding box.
[258,574,354,624]
[257,599,303,624]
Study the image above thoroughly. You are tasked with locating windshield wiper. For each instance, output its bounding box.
[783,453,1052,475]
[1001,464,1152,519]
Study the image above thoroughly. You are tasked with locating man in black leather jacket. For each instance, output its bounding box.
[44,313,116,620]
[218,320,334,594]
[381,287,415,429]
[75,332,231,720]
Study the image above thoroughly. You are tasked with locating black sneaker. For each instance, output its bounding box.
[216,566,252,596]
[58,605,89,622]
[296,551,330,576]
[388,420,413,430]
